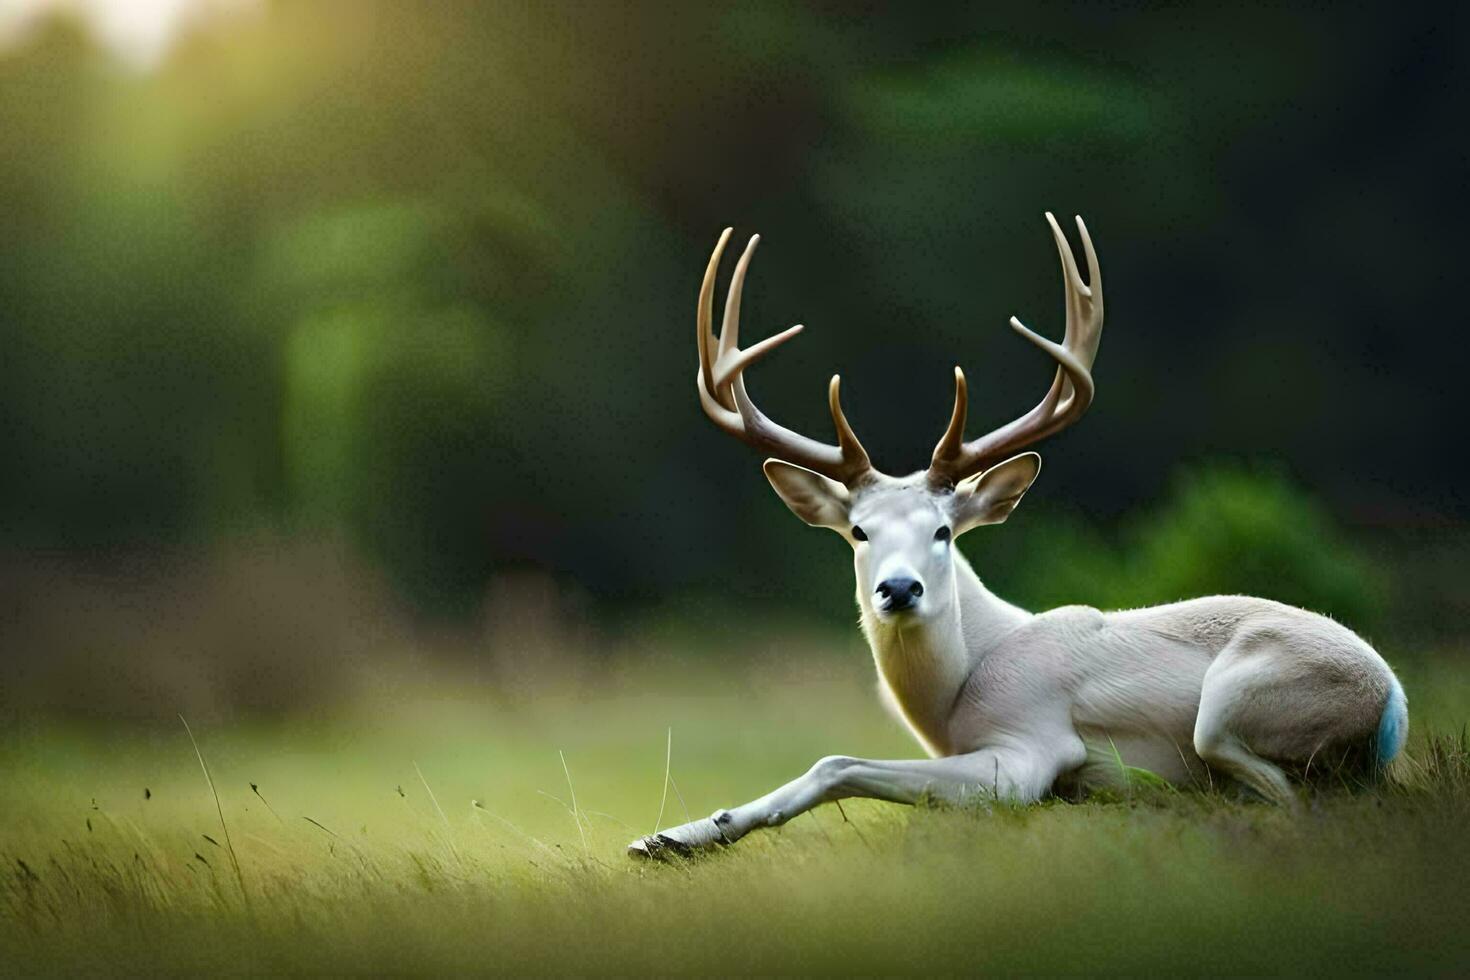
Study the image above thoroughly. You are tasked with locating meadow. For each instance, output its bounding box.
[4,4,1469,975]
[3,641,1469,976]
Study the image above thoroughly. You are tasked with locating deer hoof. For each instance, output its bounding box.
[626,833,694,860]
[626,815,731,860]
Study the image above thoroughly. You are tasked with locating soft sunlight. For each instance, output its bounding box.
[0,0,258,71]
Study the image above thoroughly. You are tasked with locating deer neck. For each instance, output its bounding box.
[860,553,1030,755]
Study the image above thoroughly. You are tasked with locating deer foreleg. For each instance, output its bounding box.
[627,747,1053,858]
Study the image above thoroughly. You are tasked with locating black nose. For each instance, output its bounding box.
[876,577,924,611]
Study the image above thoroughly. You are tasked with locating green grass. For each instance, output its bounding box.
[2,651,1469,976]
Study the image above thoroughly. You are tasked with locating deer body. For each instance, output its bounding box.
[851,483,1399,803]
[628,214,1407,858]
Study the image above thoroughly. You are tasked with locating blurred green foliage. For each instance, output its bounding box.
[0,2,1463,618]
[1130,466,1384,626]
[974,463,1384,630]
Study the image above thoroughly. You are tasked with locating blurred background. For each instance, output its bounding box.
[1,0,1467,721]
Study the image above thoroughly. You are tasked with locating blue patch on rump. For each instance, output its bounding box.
[1376,677,1408,767]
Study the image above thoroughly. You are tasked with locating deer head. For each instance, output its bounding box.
[695,213,1103,625]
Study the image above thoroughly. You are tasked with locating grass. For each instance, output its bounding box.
[2,650,1469,976]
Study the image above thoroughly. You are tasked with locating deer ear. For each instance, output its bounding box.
[763,459,851,529]
[951,453,1041,535]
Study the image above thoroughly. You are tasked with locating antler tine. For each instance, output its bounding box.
[694,229,875,486]
[828,374,869,464]
[718,233,757,360]
[928,212,1105,488]
[930,365,969,468]
[698,227,734,412]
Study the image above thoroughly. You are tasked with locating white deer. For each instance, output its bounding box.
[628,214,1408,858]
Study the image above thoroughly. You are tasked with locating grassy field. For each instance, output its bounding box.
[3,646,1470,976]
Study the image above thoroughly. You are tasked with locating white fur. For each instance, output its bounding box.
[628,459,1405,858]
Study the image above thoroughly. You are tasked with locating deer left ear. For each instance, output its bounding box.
[950,453,1041,535]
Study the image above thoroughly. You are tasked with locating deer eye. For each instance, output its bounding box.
[851,525,867,541]
[934,526,951,543]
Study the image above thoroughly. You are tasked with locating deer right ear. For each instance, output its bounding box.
[950,452,1041,534]
[763,459,851,529]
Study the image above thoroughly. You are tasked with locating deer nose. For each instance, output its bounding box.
[876,577,924,611]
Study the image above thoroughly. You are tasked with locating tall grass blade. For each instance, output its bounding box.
[413,761,460,863]
[178,714,250,910]
[559,749,590,860]
[652,726,672,835]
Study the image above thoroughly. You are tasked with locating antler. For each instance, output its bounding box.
[696,228,875,486]
[928,212,1103,488]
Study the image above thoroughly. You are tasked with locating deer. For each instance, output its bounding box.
[627,213,1409,859]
